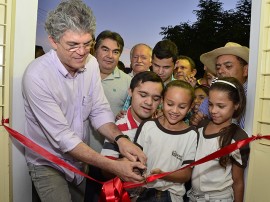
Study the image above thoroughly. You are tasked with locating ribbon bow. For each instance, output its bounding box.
[99,177,130,202]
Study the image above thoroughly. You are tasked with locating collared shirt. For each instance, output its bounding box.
[122,95,132,111]
[128,70,135,77]
[101,67,131,116]
[22,50,114,184]
[192,119,249,193]
[198,81,248,129]
[135,119,198,200]
[165,75,175,86]
[101,107,139,158]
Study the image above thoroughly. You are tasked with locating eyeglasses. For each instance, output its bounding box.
[57,40,94,52]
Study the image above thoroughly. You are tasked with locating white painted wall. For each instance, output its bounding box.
[245,0,261,134]
[243,1,261,200]
[11,0,38,201]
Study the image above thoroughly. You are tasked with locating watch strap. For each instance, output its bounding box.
[114,134,130,144]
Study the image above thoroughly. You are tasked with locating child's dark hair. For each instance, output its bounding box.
[195,85,209,96]
[130,71,164,92]
[163,80,195,103]
[210,77,246,168]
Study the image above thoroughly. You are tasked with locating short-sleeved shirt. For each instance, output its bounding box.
[101,67,131,116]
[22,50,114,184]
[101,107,139,158]
[191,119,250,193]
[135,119,199,201]
[89,67,132,152]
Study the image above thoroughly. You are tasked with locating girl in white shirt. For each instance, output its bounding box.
[134,80,199,202]
[188,77,249,202]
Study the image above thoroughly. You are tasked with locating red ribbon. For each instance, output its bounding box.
[2,118,270,201]
[99,177,130,202]
[123,134,269,189]
[1,119,127,201]
[1,119,101,183]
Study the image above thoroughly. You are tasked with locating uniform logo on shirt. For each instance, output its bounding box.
[172,151,182,161]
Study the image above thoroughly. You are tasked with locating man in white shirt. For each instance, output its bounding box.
[22,1,146,201]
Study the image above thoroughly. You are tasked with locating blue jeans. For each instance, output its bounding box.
[28,164,85,202]
[136,188,172,202]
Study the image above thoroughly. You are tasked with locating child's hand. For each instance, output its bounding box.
[115,110,127,121]
[151,168,163,175]
[152,109,163,118]
[116,157,130,162]
[190,111,205,126]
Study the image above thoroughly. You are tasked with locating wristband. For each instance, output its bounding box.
[114,134,130,144]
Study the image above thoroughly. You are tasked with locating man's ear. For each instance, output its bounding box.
[243,64,248,78]
[48,36,57,50]
[128,88,132,97]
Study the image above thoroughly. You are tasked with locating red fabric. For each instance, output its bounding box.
[106,156,118,160]
[2,121,103,184]
[99,178,130,202]
[123,135,269,189]
[117,108,138,131]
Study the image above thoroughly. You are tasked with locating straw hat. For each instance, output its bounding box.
[200,42,249,74]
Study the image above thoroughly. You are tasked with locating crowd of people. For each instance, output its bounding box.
[25,0,250,202]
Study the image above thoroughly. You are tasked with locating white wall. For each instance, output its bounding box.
[245,0,261,134]
[11,0,38,201]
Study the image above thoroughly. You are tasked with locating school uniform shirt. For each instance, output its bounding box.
[22,50,114,185]
[191,119,250,193]
[135,119,199,202]
[101,107,139,158]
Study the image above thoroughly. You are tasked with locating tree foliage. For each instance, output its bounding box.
[160,0,251,78]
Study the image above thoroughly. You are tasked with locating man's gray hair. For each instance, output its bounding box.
[45,0,96,42]
[130,43,152,60]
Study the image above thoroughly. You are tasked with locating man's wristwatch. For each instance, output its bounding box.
[114,134,130,145]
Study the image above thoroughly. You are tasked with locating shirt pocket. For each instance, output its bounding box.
[82,95,93,120]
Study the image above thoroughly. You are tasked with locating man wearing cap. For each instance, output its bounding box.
[191,42,249,129]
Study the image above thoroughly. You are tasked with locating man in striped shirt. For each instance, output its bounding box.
[102,71,164,158]
[84,71,164,202]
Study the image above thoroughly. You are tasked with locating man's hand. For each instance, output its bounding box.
[111,159,146,182]
[184,75,197,87]
[190,111,205,126]
[116,137,147,165]
[69,141,146,182]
